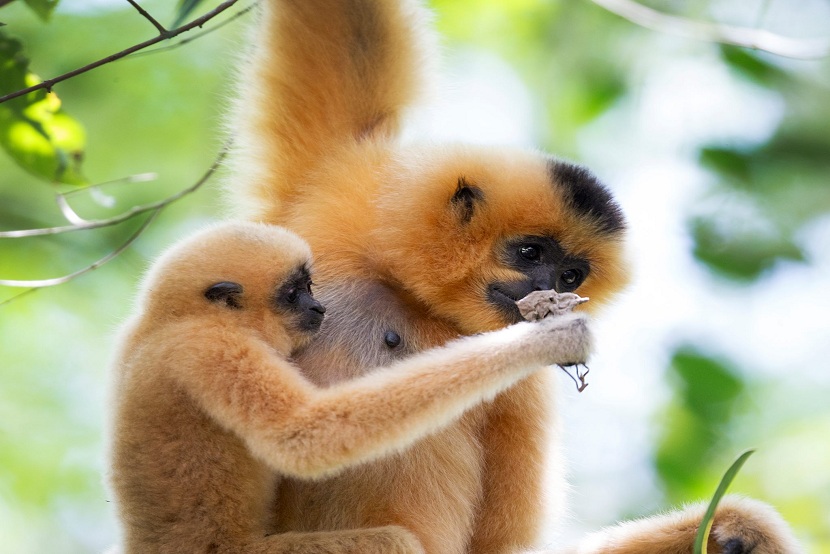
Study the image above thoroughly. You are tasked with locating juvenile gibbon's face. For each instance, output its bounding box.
[143,222,325,349]
[375,145,627,334]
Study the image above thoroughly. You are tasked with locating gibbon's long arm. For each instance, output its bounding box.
[168,314,589,480]
[231,0,429,216]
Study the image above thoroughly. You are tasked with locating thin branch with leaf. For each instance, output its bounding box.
[0,0,242,105]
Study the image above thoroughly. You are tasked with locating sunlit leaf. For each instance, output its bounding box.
[23,0,60,22]
[172,0,209,28]
[0,31,87,185]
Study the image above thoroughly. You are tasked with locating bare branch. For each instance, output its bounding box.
[0,147,227,304]
[0,209,160,288]
[61,173,158,199]
[134,1,259,58]
[588,0,830,60]
[126,0,168,35]
[0,0,241,105]
[0,288,37,308]
[0,148,227,238]
[56,194,87,225]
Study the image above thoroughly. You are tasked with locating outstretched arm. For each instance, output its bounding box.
[169,313,590,479]
[230,0,430,218]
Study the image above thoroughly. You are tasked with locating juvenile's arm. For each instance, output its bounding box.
[170,314,590,479]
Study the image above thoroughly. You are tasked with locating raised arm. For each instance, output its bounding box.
[230,0,430,219]
[170,313,590,479]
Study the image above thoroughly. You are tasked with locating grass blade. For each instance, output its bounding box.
[693,449,756,554]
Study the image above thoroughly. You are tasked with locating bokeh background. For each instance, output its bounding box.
[1,0,828,551]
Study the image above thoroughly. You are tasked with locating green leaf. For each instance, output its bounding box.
[172,0,208,28]
[699,147,752,184]
[693,449,756,554]
[719,45,785,87]
[0,31,87,185]
[655,349,746,499]
[690,216,804,281]
[23,0,60,22]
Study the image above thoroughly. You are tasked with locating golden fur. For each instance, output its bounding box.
[108,221,593,553]
[221,1,803,552]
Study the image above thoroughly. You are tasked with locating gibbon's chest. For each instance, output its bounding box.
[282,279,487,553]
[292,278,456,386]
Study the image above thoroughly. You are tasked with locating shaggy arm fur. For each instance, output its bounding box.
[171,313,590,480]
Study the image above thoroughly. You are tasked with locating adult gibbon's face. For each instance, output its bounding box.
[375,145,627,334]
[486,235,591,324]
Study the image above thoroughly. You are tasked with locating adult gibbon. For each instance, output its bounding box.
[225,1,803,553]
[108,221,591,553]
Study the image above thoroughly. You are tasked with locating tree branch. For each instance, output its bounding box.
[587,0,830,60]
[0,148,227,238]
[0,0,241,104]
[0,209,160,289]
[126,0,168,36]
[134,1,258,58]
[0,146,227,297]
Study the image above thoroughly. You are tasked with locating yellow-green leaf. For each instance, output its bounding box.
[0,30,87,185]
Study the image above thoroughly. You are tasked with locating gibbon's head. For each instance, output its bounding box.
[373,144,627,334]
[138,221,325,350]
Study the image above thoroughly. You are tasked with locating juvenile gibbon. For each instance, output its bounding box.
[107,221,593,553]
[224,1,803,552]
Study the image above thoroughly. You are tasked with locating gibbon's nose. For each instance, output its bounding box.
[310,299,326,314]
[531,269,556,291]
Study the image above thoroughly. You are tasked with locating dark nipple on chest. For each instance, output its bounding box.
[384,330,402,349]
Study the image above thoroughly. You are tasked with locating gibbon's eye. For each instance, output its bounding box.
[285,287,299,303]
[560,269,583,289]
[519,245,541,262]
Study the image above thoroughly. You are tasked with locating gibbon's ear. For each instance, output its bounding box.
[204,281,243,310]
[451,177,484,225]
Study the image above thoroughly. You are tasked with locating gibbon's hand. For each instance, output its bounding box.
[531,312,592,369]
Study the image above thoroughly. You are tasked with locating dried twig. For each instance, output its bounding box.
[0,0,241,104]
[558,363,590,392]
[587,0,830,60]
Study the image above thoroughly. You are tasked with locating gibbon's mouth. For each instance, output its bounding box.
[486,284,526,324]
[298,309,325,333]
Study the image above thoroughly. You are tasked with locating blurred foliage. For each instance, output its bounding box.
[656,348,744,500]
[691,45,830,281]
[1,0,829,552]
